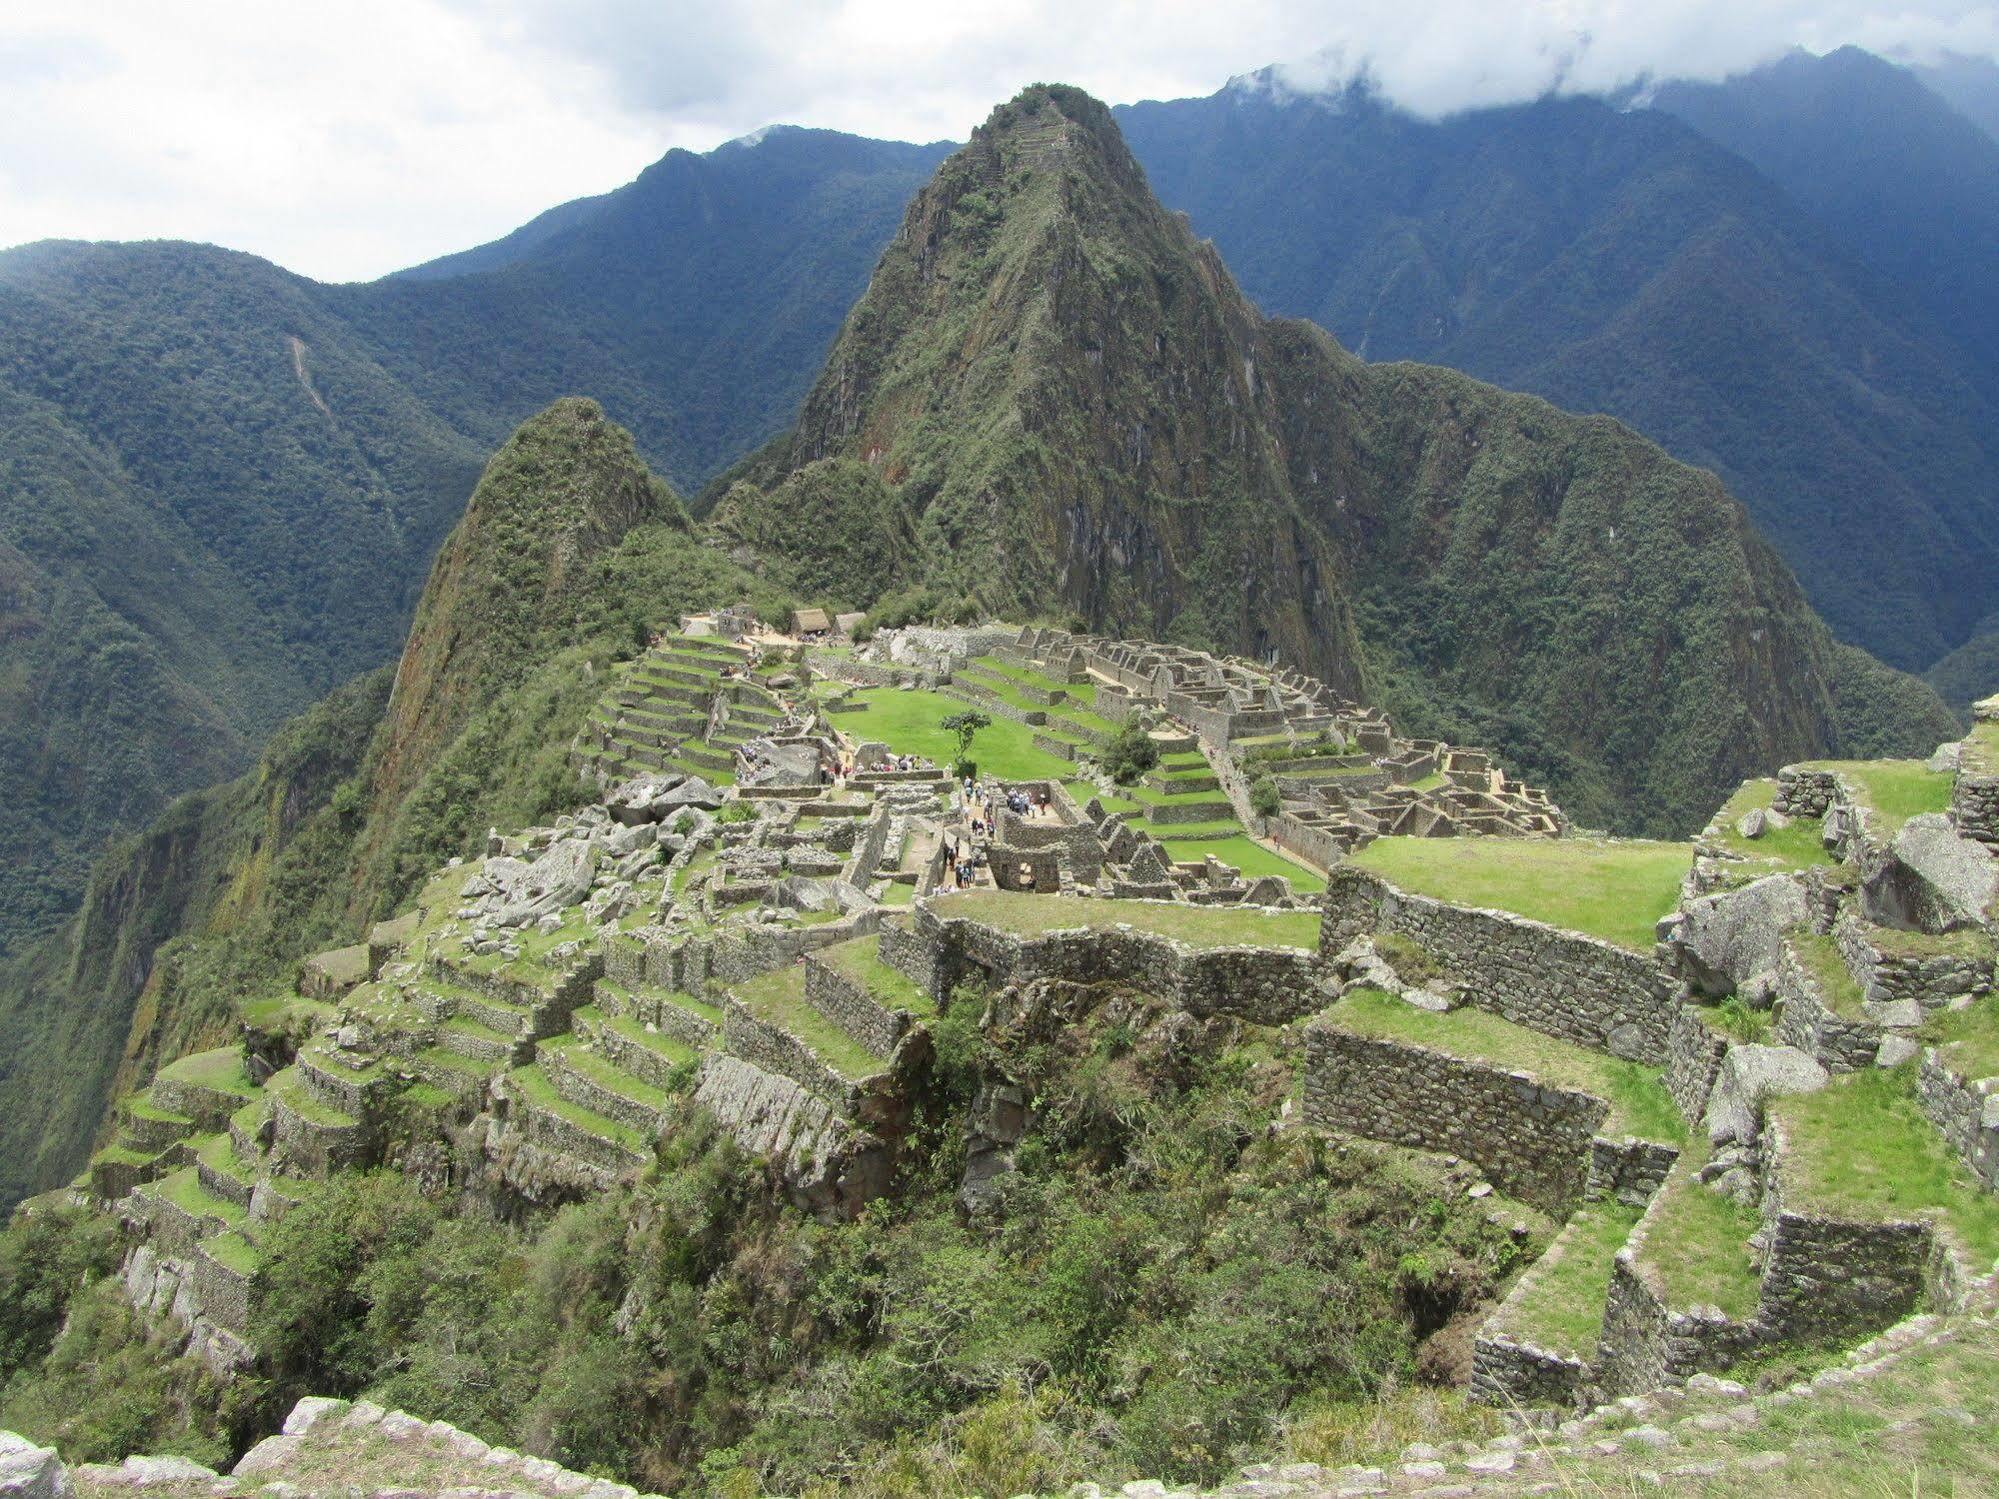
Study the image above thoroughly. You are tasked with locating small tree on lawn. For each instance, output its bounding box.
[1100,715,1161,786]
[941,710,992,779]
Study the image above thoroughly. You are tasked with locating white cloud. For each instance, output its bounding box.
[1,0,1993,281]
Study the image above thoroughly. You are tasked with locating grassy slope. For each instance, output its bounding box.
[1349,836,1690,951]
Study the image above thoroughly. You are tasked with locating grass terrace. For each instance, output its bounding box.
[1922,994,1999,1083]
[1707,779,1837,874]
[158,1047,257,1097]
[1349,836,1691,952]
[928,889,1321,950]
[1803,759,1953,838]
[1326,988,1685,1140]
[1502,1199,1644,1357]
[1158,834,1328,893]
[731,967,884,1080]
[1769,1067,1999,1264]
[1066,781,1141,817]
[1639,1144,1764,1319]
[828,687,1073,780]
[820,934,934,1016]
[507,1064,649,1154]
[156,1164,249,1232]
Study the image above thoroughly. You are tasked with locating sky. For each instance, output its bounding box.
[3,0,1996,283]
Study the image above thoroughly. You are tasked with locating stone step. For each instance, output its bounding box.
[295,1046,388,1119]
[574,1006,699,1093]
[264,1067,371,1177]
[593,979,721,1047]
[194,1132,258,1211]
[120,1095,198,1154]
[502,1063,651,1176]
[437,1016,516,1065]
[725,966,889,1110]
[410,1047,495,1102]
[539,1038,674,1137]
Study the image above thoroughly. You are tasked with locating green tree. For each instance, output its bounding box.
[940,710,991,777]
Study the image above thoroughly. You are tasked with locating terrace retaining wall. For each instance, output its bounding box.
[1321,868,1672,1062]
[1301,1025,1609,1217]
[1916,1048,1999,1191]
[902,903,1329,1025]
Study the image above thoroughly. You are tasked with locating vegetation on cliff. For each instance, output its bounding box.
[724,84,1954,836]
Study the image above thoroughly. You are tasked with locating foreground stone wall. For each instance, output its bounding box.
[1322,868,1673,1062]
[1301,1025,1610,1216]
[1917,1047,1999,1191]
[1757,1117,1935,1344]
[1665,1004,1730,1125]
[904,904,1330,1025]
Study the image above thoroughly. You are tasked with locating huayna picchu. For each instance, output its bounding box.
[4,78,1998,1499]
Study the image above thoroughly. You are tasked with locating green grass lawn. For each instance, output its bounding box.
[830,688,1074,780]
[1770,1067,1999,1263]
[158,1047,257,1097]
[1349,837,1691,952]
[1641,1145,1765,1318]
[1707,779,1837,874]
[1159,834,1328,893]
[929,890,1322,950]
[1327,988,1684,1140]
[1803,760,1953,838]
[1503,1200,1644,1356]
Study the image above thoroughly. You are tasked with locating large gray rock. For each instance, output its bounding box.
[1675,875,1810,998]
[1703,1044,1829,1146]
[491,840,598,928]
[0,1435,72,1499]
[1865,813,1997,932]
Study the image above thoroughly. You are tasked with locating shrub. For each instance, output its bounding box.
[1099,716,1160,786]
[717,801,758,825]
[1249,774,1282,818]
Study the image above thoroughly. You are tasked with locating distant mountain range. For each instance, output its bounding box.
[0,43,1993,960]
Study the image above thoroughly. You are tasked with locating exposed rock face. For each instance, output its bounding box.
[0,1432,71,1499]
[1865,812,1997,931]
[1703,1044,1829,1146]
[1677,875,1811,998]
[693,1054,890,1218]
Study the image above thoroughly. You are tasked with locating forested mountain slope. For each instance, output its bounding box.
[0,131,939,961]
[1116,79,1999,674]
[724,85,1954,835]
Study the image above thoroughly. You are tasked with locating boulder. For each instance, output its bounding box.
[1675,875,1810,998]
[652,777,723,813]
[0,1434,71,1499]
[490,840,598,928]
[1703,1044,1829,1146]
[1735,808,1768,840]
[1864,813,1997,931]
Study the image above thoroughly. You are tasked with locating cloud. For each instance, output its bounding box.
[0,0,1994,280]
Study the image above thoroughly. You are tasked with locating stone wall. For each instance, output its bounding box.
[1587,1138,1679,1205]
[1665,1004,1730,1125]
[722,997,864,1108]
[1916,1048,1999,1191]
[1950,770,1999,845]
[1321,868,1672,1062]
[804,956,907,1057]
[1771,938,1881,1073]
[608,912,879,996]
[1268,813,1348,873]
[1774,766,1841,819]
[1471,1210,1610,1411]
[1301,1025,1610,1217]
[1757,1117,1933,1344]
[1833,917,1991,1020]
[907,904,1330,1025]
